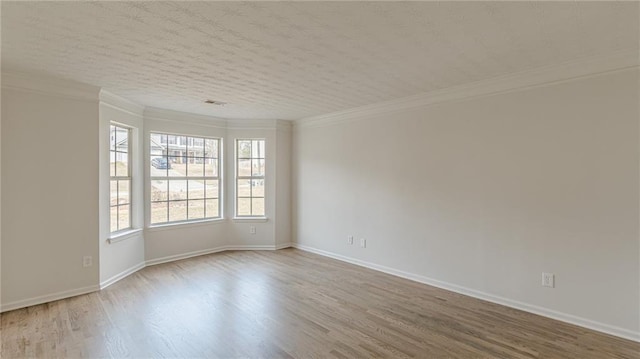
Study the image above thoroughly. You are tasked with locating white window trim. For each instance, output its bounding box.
[110,124,133,233]
[232,217,268,223]
[147,217,225,232]
[108,228,142,244]
[235,138,266,218]
[149,132,223,225]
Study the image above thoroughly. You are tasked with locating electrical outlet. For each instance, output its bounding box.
[250,226,256,235]
[542,272,555,288]
[83,256,93,268]
[360,238,366,248]
[347,235,354,245]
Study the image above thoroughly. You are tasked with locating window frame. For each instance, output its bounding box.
[110,124,132,233]
[149,132,222,226]
[235,138,266,218]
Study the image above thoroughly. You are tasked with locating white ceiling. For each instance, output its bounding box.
[2,1,638,120]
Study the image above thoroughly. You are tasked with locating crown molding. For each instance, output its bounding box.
[144,106,287,130]
[226,119,275,130]
[294,49,640,129]
[276,119,293,131]
[144,106,229,129]
[1,71,100,102]
[226,119,290,131]
[99,90,145,117]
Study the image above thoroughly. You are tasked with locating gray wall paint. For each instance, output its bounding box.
[2,88,100,305]
[292,69,640,335]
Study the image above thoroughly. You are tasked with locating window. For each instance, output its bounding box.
[110,125,131,232]
[236,139,265,217]
[150,133,221,224]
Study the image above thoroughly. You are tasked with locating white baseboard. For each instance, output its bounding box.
[145,246,230,266]
[275,242,292,250]
[291,243,640,343]
[1,244,293,313]
[0,285,100,313]
[226,244,280,251]
[145,243,290,266]
[100,262,146,289]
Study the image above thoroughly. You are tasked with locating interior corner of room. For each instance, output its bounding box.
[0,1,639,356]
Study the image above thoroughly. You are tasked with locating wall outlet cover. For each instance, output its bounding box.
[542,272,555,288]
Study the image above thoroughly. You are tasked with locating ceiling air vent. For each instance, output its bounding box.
[204,100,227,106]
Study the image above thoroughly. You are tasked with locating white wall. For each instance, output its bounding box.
[275,123,292,248]
[226,126,277,248]
[143,110,230,262]
[1,72,3,305]
[0,78,293,309]
[1,76,101,309]
[292,68,640,339]
[99,92,146,286]
[142,111,292,263]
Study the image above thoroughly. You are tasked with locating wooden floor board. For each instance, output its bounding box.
[1,248,638,358]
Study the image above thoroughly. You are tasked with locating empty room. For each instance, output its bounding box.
[1,1,639,358]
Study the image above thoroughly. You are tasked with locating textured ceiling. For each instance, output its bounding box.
[2,1,638,120]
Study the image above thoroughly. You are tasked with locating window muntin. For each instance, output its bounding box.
[236,139,265,217]
[150,133,221,224]
[110,125,132,232]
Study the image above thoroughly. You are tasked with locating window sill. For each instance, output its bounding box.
[232,217,268,223]
[147,218,225,232]
[108,228,143,244]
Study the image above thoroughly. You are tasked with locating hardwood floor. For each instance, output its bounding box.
[1,248,638,358]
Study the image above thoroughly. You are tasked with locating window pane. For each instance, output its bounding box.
[151,133,220,225]
[188,137,204,156]
[115,151,129,176]
[167,134,186,150]
[111,125,131,233]
[237,198,251,216]
[118,180,130,205]
[252,140,264,158]
[150,133,167,156]
[177,136,187,148]
[252,179,264,197]
[151,202,168,224]
[115,127,128,153]
[110,153,116,177]
[169,180,188,200]
[150,155,170,176]
[151,180,168,201]
[252,198,265,216]
[204,158,218,177]
[118,205,130,230]
[187,158,204,177]
[169,156,186,176]
[168,201,187,222]
[238,159,251,176]
[252,159,265,177]
[188,199,205,220]
[237,140,251,158]
[205,139,218,158]
[205,180,219,199]
[205,198,219,218]
[110,206,118,232]
[188,179,205,199]
[110,180,118,206]
[237,179,251,197]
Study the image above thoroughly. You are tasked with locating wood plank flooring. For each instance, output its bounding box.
[1,248,638,358]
